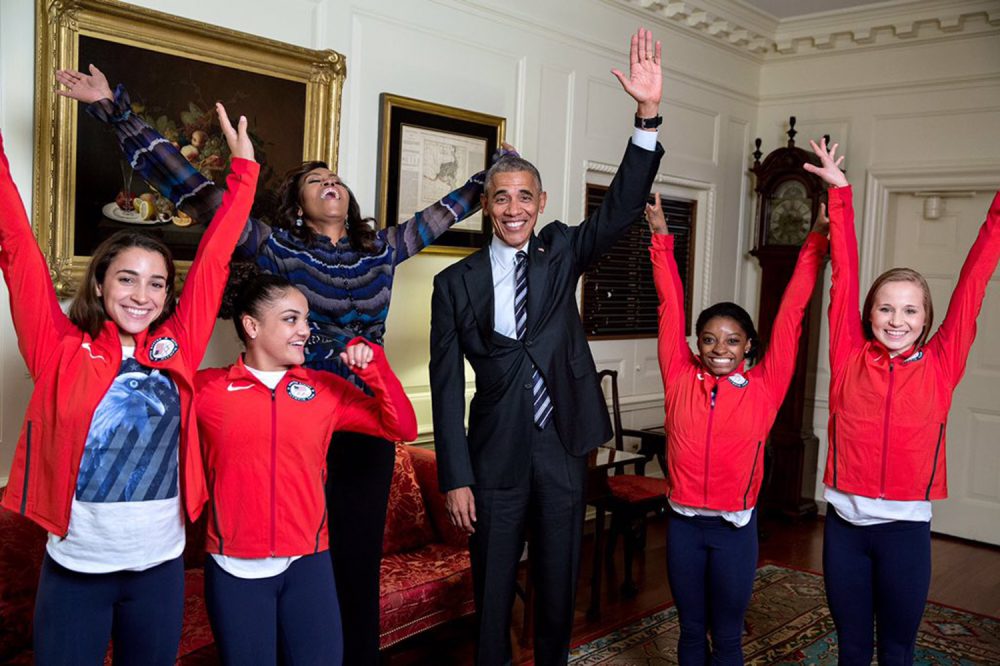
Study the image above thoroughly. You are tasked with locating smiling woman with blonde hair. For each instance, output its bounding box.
[805,138,1000,665]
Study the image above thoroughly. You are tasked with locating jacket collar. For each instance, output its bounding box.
[225,354,311,383]
[866,339,921,364]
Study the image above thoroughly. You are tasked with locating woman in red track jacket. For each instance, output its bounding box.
[195,273,417,665]
[650,191,828,664]
[0,107,257,665]
[806,138,1000,665]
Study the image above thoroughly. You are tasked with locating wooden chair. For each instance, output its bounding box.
[598,369,669,599]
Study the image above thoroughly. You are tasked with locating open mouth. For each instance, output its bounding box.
[321,187,339,200]
[502,220,527,230]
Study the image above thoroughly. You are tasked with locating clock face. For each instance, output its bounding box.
[767,180,812,246]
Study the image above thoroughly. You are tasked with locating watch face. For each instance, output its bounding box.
[767,180,812,245]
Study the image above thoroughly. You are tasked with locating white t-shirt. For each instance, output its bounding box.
[824,486,932,526]
[211,364,302,579]
[47,346,185,573]
[669,501,754,528]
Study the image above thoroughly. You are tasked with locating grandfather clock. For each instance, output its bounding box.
[750,117,830,519]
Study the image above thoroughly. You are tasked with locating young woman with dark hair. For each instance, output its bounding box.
[55,66,512,662]
[195,274,417,665]
[648,191,829,664]
[805,138,1000,665]
[0,106,257,665]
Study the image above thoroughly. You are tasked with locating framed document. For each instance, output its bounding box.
[377,94,505,254]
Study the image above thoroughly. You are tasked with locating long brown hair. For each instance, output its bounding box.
[862,267,934,350]
[69,230,176,338]
[276,161,377,252]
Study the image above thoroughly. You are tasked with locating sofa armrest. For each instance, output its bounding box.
[0,488,46,662]
[406,446,470,549]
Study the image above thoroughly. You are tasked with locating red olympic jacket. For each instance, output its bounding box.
[0,138,259,534]
[194,344,417,558]
[824,186,1000,500]
[652,231,828,511]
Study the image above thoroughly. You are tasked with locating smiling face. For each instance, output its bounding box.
[867,280,927,356]
[97,247,170,345]
[483,170,547,249]
[697,316,751,377]
[242,288,311,371]
[296,167,349,227]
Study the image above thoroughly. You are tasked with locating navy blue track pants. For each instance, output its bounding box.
[204,550,342,665]
[666,510,758,666]
[823,509,931,665]
[33,553,184,666]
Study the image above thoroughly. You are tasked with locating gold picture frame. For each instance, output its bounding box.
[376,94,505,255]
[33,0,345,295]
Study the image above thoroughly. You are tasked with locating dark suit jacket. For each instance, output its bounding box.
[431,139,664,492]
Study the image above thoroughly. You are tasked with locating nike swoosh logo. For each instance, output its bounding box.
[81,343,106,361]
[227,383,254,392]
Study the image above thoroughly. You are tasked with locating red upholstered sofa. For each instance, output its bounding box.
[0,444,473,662]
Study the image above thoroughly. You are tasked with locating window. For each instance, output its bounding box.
[581,185,696,338]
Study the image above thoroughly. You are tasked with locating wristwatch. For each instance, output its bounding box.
[634,114,663,130]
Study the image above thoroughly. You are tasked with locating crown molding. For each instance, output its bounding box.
[608,0,1000,57]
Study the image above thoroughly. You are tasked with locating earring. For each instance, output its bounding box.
[294,217,304,228]
[249,334,257,340]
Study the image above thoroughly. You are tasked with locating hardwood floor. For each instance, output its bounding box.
[382,512,1000,665]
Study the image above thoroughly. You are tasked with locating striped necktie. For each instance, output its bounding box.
[515,251,553,429]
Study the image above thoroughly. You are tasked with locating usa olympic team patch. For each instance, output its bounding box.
[148,337,179,362]
[727,373,749,388]
[287,381,316,402]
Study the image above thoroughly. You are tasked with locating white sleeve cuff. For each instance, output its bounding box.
[630,127,659,151]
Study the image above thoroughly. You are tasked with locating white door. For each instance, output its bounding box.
[885,191,1000,545]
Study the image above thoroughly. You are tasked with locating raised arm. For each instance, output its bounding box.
[755,229,829,403]
[171,104,259,366]
[804,138,864,370]
[56,67,271,259]
[572,27,664,271]
[0,133,73,376]
[386,144,518,264]
[647,193,692,383]
[927,189,1000,387]
[329,340,418,442]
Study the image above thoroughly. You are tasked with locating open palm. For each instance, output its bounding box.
[612,28,663,113]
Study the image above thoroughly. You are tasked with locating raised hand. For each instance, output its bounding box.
[216,103,255,162]
[646,192,668,235]
[611,27,663,118]
[804,138,848,188]
[55,65,114,104]
[813,202,830,237]
[339,342,374,370]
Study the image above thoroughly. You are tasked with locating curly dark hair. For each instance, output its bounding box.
[695,301,762,366]
[276,161,377,252]
[230,273,301,345]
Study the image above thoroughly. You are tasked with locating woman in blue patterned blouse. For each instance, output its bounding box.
[58,65,508,664]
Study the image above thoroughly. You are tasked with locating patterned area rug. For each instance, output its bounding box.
[569,564,1000,665]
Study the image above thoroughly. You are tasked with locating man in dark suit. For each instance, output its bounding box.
[430,28,665,666]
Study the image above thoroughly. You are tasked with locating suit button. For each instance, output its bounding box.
[525,339,533,346]
[523,382,532,390]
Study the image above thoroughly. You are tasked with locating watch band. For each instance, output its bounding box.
[634,114,663,129]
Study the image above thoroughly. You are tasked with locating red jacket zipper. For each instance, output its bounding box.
[704,384,717,506]
[880,360,895,497]
[270,388,278,556]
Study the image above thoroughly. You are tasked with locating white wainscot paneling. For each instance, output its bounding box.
[872,109,1000,166]
[968,410,1000,502]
